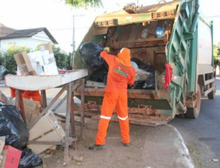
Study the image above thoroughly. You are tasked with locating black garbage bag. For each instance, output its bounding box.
[79,42,104,70]
[19,149,43,168]
[89,65,108,84]
[0,103,29,149]
[130,58,155,89]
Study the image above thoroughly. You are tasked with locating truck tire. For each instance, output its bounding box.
[185,84,201,119]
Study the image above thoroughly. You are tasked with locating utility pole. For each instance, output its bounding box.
[71,14,84,68]
[72,15,76,56]
[137,0,139,6]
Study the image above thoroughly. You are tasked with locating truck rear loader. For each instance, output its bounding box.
[74,0,215,126]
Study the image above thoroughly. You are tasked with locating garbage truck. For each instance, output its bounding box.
[73,0,215,126]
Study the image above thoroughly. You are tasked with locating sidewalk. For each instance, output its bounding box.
[42,119,195,168]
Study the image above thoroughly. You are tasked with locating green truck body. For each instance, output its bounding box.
[74,0,215,126]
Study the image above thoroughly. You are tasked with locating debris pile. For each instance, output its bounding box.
[79,42,155,89]
[0,101,42,168]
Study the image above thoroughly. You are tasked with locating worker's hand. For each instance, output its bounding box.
[103,47,110,52]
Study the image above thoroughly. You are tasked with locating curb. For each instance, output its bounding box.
[167,124,195,168]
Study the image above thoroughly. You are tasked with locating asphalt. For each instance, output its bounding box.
[171,78,220,168]
[0,81,195,168]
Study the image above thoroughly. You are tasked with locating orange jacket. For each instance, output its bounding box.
[100,49,135,94]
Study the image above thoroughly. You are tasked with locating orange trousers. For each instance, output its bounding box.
[22,91,42,104]
[95,92,130,145]
[10,88,41,104]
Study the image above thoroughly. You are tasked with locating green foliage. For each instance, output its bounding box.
[36,44,72,70]
[1,44,71,75]
[0,52,3,65]
[213,45,220,65]
[2,44,30,74]
[64,0,102,8]
[53,46,72,70]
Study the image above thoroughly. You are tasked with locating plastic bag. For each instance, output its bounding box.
[155,27,166,38]
[89,65,108,84]
[131,61,138,69]
[141,29,149,39]
[0,103,29,149]
[79,42,104,70]
[19,149,43,168]
[130,58,155,89]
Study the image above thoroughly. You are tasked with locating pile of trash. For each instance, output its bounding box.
[79,42,104,71]
[130,58,155,89]
[79,42,155,89]
[0,102,42,168]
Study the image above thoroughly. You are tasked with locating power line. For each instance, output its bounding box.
[49,27,90,31]
[207,15,220,18]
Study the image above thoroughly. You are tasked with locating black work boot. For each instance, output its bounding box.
[89,144,106,150]
[122,142,130,147]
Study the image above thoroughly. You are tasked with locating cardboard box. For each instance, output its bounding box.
[14,52,25,65]
[0,146,22,168]
[14,44,58,76]
[43,62,59,75]
[14,52,36,75]
[22,52,35,74]
[28,112,65,154]
[39,43,53,53]
[0,137,5,154]
[17,64,29,75]
[23,98,40,126]
[28,51,44,66]
[0,91,8,104]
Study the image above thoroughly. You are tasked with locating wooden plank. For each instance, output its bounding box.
[28,86,67,129]
[64,83,72,164]
[15,89,26,124]
[80,78,85,140]
[41,90,47,109]
[86,81,105,88]
[5,69,88,91]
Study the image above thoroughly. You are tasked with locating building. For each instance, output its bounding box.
[0,23,16,38]
[0,25,58,53]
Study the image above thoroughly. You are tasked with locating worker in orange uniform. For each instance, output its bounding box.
[89,47,136,150]
[9,87,41,104]
[22,91,42,104]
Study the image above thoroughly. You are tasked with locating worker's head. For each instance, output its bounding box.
[116,48,131,67]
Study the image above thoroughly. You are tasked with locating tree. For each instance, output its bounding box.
[0,52,3,65]
[2,44,30,74]
[213,45,220,66]
[63,0,102,8]
[36,44,72,70]
[53,46,72,70]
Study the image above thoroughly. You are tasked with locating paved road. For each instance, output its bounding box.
[171,78,220,168]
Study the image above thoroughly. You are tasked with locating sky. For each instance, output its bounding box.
[0,0,220,53]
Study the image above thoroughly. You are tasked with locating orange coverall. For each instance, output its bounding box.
[95,48,136,145]
[10,87,41,104]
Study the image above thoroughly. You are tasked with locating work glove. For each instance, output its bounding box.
[103,47,110,52]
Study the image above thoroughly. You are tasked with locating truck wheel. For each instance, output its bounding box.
[185,84,201,119]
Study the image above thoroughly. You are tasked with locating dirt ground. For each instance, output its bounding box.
[42,118,193,168]
[0,85,193,168]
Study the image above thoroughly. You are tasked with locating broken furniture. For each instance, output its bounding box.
[5,69,88,164]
